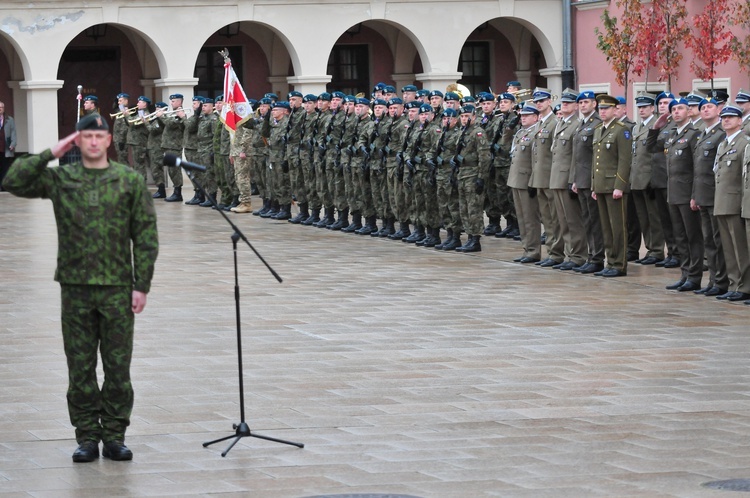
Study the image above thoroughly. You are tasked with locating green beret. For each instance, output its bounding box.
[76,113,109,132]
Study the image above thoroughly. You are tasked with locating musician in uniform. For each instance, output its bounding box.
[112,93,131,165]
[158,93,187,202]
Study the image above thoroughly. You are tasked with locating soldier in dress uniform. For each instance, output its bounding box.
[735,89,750,136]
[686,91,707,131]
[591,94,632,277]
[112,93,131,165]
[652,91,681,268]
[616,96,636,130]
[615,95,641,261]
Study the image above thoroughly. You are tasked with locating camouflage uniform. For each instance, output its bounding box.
[197,112,218,195]
[183,109,203,201]
[158,113,185,192]
[327,109,350,219]
[212,119,234,205]
[145,116,166,187]
[386,114,413,234]
[3,149,158,444]
[348,112,372,228]
[112,114,130,165]
[286,106,306,212]
[433,123,463,243]
[370,114,393,230]
[456,122,491,240]
[230,125,253,206]
[126,115,149,180]
[416,118,442,240]
[262,112,292,208]
[341,111,369,228]
[299,108,321,221]
[314,108,334,222]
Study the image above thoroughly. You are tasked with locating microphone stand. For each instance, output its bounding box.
[178,166,304,457]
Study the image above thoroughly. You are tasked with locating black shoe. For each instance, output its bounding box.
[602,268,626,277]
[573,262,590,272]
[185,191,202,205]
[655,258,669,267]
[627,253,639,262]
[728,292,750,302]
[535,258,550,266]
[677,281,700,292]
[666,280,687,290]
[253,199,270,216]
[593,267,610,276]
[558,261,578,271]
[483,221,499,236]
[663,257,681,268]
[579,263,604,274]
[199,193,217,207]
[72,441,99,463]
[518,257,540,264]
[705,287,727,297]
[165,187,183,202]
[102,440,133,461]
[539,259,561,268]
[152,184,166,199]
[388,225,411,240]
[639,256,659,265]
[717,291,738,300]
[456,235,482,253]
[441,235,461,251]
[693,285,712,295]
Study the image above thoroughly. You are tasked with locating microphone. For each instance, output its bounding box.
[163,153,207,172]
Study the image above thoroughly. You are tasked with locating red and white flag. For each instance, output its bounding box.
[221,58,253,134]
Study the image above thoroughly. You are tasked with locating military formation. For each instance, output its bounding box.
[103,82,750,305]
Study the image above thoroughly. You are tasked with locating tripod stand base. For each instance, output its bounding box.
[203,422,304,457]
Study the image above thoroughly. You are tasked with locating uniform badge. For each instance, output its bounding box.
[582,136,588,142]
[676,149,682,156]
[521,145,526,151]
[89,191,99,207]
[642,139,647,145]
[704,150,710,157]
[624,131,631,140]
[606,143,611,149]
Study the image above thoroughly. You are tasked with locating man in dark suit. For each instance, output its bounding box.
[0,100,17,190]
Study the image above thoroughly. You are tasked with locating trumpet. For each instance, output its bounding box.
[509,89,533,101]
[128,107,189,124]
[110,106,138,119]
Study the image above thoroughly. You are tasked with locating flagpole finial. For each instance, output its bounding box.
[219,48,230,63]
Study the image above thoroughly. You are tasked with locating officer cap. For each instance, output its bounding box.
[616,96,627,105]
[668,97,689,110]
[635,93,656,107]
[401,84,418,93]
[442,108,458,118]
[259,97,273,105]
[428,90,444,98]
[699,97,720,110]
[560,88,578,103]
[169,94,183,100]
[460,104,475,115]
[373,82,386,92]
[506,80,522,88]
[519,103,540,115]
[497,92,516,102]
[116,93,130,99]
[384,85,397,94]
[264,93,279,101]
[404,101,421,110]
[155,101,168,108]
[416,89,430,97]
[288,90,303,99]
[720,104,743,117]
[302,94,317,103]
[685,91,707,106]
[356,97,370,106]
[736,89,750,103]
[192,96,205,102]
[317,92,332,102]
[138,96,151,104]
[373,98,388,107]
[387,97,404,106]
[419,103,433,114]
[654,92,675,105]
[331,91,346,100]
[709,89,729,104]
[532,88,552,101]
[444,92,460,102]
[576,90,596,102]
[83,95,98,102]
[202,98,214,104]
[75,113,109,132]
[596,94,619,108]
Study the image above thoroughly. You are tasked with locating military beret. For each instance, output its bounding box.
[288,90,303,99]
[497,92,516,102]
[215,94,224,102]
[655,92,675,104]
[576,90,596,102]
[331,91,346,100]
[384,85,397,94]
[373,98,388,107]
[635,93,656,107]
[202,98,214,104]
[343,95,357,103]
[532,88,552,102]
[83,95,98,102]
[387,97,404,106]
[401,84,418,93]
[560,88,578,103]
[116,93,129,99]
[460,96,476,106]
[356,97,370,106]
[444,92,460,102]
[699,98,720,109]
[138,96,151,104]
[155,101,168,108]
[616,96,626,105]
[404,101,421,110]
[273,101,291,110]
[506,80,522,88]
[709,89,729,104]
[519,103,540,115]
[76,113,109,131]
[460,104,476,114]
[248,99,258,107]
[419,104,433,114]
[259,97,273,105]
[736,89,750,103]
[317,92,332,102]
[264,93,279,101]
[302,94,317,103]
[720,104,743,117]
[416,89,430,97]
[429,90,443,98]
[168,94,183,100]
[553,103,562,113]
[442,108,458,118]
[373,82,386,92]
[668,97,689,110]
[192,96,205,102]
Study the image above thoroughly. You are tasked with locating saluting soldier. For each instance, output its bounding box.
[591,94,632,277]
[158,93,187,202]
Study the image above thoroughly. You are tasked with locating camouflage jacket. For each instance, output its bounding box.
[197,113,218,154]
[146,117,165,149]
[112,115,129,144]
[2,149,158,292]
[160,114,185,150]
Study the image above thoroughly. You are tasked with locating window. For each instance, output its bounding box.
[327,45,369,95]
[458,42,490,97]
[194,46,243,99]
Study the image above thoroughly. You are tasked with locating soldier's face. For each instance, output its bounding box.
[688,105,701,118]
[445,101,459,110]
[76,130,112,162]
[83,100,96,111]
[118,97,128,107]
[202,103,214,114]
[289,96,302,107]
[721,115,742,134]
[171,98,182,109]
[408,108,419,121]
[738,101,750,114]
[638,105,654,120]
[355,104,368,116]
[331,97,343,110]
[137,101,148,110]
[419,112,432,124]
[671,104,689,124]
[481,101,496,114]
[599,106,616,122]
[271,107,287,120]
[403,92,416,102]
[316,101,329,111]
[193,101,202,111]
[520,114,538,127]
[535,98,550,113]
[498,99,513,112]
[561,101,577,117]
[658,99,672,115]
[700,103,719,122]
[388,105,402,117]
[460,113,472,126]
[215,101,224,111]
[304,101,316,113]
[578,99,596,115]
[374,105,386,118]
[430,96,443,108]
[615,104,627,119]
[259,103,271,114]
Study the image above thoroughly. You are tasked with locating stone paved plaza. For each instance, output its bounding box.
[1,187,750,497]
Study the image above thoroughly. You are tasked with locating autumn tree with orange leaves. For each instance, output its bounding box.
[686,0,734,90]
[594,0,644,100]
[730,0,750,77]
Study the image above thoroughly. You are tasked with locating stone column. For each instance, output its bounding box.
[391,73,416,93]
[539,67,563,98]
[153,78,201,103]
[19,80,64,153]
[287,75,333,96]
[414,72,464,94]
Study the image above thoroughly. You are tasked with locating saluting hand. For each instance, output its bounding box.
[652,113,669,130]
[51,131,80,159]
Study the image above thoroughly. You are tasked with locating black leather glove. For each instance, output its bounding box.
[475,178,485,194]
[281,160,289,173]
[528,187,537,199]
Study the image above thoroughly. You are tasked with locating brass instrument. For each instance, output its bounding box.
[128,107,189,124]
[509,89,533,101]
[110,106,137,119]
[446,83,472,100]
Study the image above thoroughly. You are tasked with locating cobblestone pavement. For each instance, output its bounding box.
[1,189,749,497]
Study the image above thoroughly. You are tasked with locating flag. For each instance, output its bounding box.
[221,58,253,134]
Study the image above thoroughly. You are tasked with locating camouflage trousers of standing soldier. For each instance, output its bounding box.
[61,284,134,444]
[161,148,184,188]
[270,159,292,204]
[496,164,515,223]
[212,154,228,201]
[351,158,374,217]
[184,149,203,192]
[222,154,237,199]
[436,167,462,233]
[315,154,331,207]
[327,156,347,211]
[387,160,409,223]
[199,151,217,194]
[288,147,307,205]
[252,153,268,200]
[131,145,149,181]
[370,163,392,220]
[234,155,253,204]
[300,150,318,210]
[458,173,486,236]
[116,143,129,166]
[406,169,426,226]
[343,154,356,212]
[422,168,441,229]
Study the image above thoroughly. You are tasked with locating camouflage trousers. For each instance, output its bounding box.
[327,156,347,211]
[485,163,515,223]
[151,147,183,188]
[252,153,268,199]
[315,155,332,207]
[351,158,374,217]
[221,154,237,199]
[422,169,441,229]
[436,167,462,232]
[115,142,130,166]
[211,154,228,200]
[458,173,485,236]
[131,145,149,181]
[61,284,134,444]
[370,163,392,219]
[406,169,425,226]
[343,155,356,211]
[300,150,319,209]
[198,151,217,194]
[269,159,292,204]
[233,154,253,204]
[288,150,307,205]
[387,159,409,223]
[184,148,204,192]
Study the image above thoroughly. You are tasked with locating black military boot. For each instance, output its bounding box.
[316,206,334,228]
[301,206,320,226]
[289,203,309,224]
[379,217,396,237]
[330,208,350,230]
[185,190,201,205]
[356,215,377,235]
[388,222,411,240]
[212,192,228,210]
[483,217,500,236]
[371,218,386,237]
[153,183,166,199]
[261,200,280,218]
[343,211,362,233]
[456,235,482,253]
[442,232,461,251]
[405,224,426,243]
[223,195,240,211]
[435,228,453,250]
[416,226,433,246]
[425,227,441,248]
[273,203,292,220]
[165,186,182,202]
[253,198,270,216]
[199,192,216,207]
